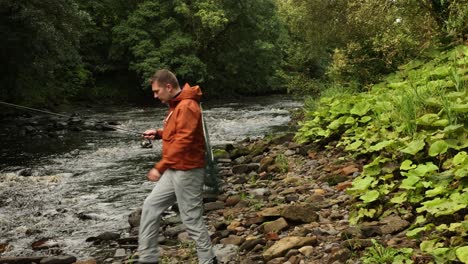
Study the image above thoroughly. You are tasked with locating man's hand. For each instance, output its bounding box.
[147,168,162,182]
[143,129,158,140]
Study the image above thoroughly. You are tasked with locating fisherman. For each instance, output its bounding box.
[139,69,217,264]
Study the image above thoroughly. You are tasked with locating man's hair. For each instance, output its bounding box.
[149,69,179,88]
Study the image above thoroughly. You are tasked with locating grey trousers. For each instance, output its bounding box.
[138,168,215,263]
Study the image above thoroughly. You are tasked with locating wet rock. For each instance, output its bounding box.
[220,235,245,246]
[281,204,319,223]
[213,244,239,263]
[31,238,59,250]
[340,226,362,240]
[0,257,43,263]
[114,248,126,258]
[258,156,275,172]
[73,259,97,264]
[340,165,359,176]
[204,201,225,212]
[128,208,142,229]
[298,246,314,257]
[165,224,186,237]
[378,215,410,235]
[86,232,120,243]
[17,168,32,177]
[0,242,9,253]
[245,216,265,226]
[262,236,317,261]
[262,217,288,233]
[163,215,182,225]
[225,195,241,206]
[328,248,351,263]
[40,256,77,264]
[240,238,266,252]
[249,188,270,198]
[258,206,284,217]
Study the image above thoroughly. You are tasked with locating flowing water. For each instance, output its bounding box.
[0,96,302,258]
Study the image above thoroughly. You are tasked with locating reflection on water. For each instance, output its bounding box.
[0,96,302,257]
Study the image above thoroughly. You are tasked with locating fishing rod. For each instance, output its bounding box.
[0,101,145,136]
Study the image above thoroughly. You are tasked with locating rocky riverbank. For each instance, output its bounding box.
[0,133,431,264]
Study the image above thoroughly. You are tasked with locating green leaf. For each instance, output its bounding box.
[350,102,371,116]
[455,246,468,263]
[348,176,375,192]
[390,192,407,204]
[400,160,416,170]
[429,140,449,156]
[420,239,440,252]
[425,186,446,197]
[401,139,425,155]
[432,119,449,127]
[416,113,439,126]
[360,190,380,203]
[451,103,468,113]
[369,140,394,151]
[345,140,363,151]
[453,151,468,165]
[400,175,420,190]
[359,116,372,123]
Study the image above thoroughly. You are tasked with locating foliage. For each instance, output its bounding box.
[112,0,284,96]
[0,0,90,106]
[278,0,467,94]
[361,239,413,264]
[296,46,468,263]
[275,154,289,173]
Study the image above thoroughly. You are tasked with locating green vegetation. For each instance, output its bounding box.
[296,46,468,263]
[361,239,413,264]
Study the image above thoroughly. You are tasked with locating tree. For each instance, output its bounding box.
[112,0,284,96]
[0,0,88,106]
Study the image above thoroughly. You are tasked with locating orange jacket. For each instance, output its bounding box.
[154,83,206,173]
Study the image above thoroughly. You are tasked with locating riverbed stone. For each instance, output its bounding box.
[298,246,314,257]
[220,235,245,246]
[213,244,239,263]
[40,255,77,264]
[281,204,319,223]
[204,201,225,211]
[378,215,410,235]
[263,217,288,233]
[262,236,317,260]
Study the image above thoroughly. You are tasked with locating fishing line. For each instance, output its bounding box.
[0,101,145,136]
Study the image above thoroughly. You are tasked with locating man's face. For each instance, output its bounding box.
[152,81,172,104]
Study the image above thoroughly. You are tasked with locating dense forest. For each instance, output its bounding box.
[1,0,465,106]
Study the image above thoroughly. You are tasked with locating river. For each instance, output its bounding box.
[0,96,302,258]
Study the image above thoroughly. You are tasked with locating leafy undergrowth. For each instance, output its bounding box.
[296,45,468,263]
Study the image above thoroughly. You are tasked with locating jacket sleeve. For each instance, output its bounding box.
[155,102,201,173]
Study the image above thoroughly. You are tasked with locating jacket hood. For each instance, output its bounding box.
[170,83,202,104]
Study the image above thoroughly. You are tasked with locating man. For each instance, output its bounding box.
[139,69,217,264]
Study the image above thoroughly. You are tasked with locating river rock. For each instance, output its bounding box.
[31,238,59,250]
[225,195,241,206]
[378,215,410,235]
[262,236,317,260]
[298,246,314,257]
[128,208,142,229]
[220,235,245,246]
[204,201,225,211]
[258,206,284,217]
[281,204,319,223]
[0,257,44,263]
[240,238,266,251]
[165,223,186,237]
[263,217,288,233]
[40,255,77,264]
[213,244,239,263]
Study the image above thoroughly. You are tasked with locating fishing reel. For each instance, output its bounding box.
[141,139,153,148]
